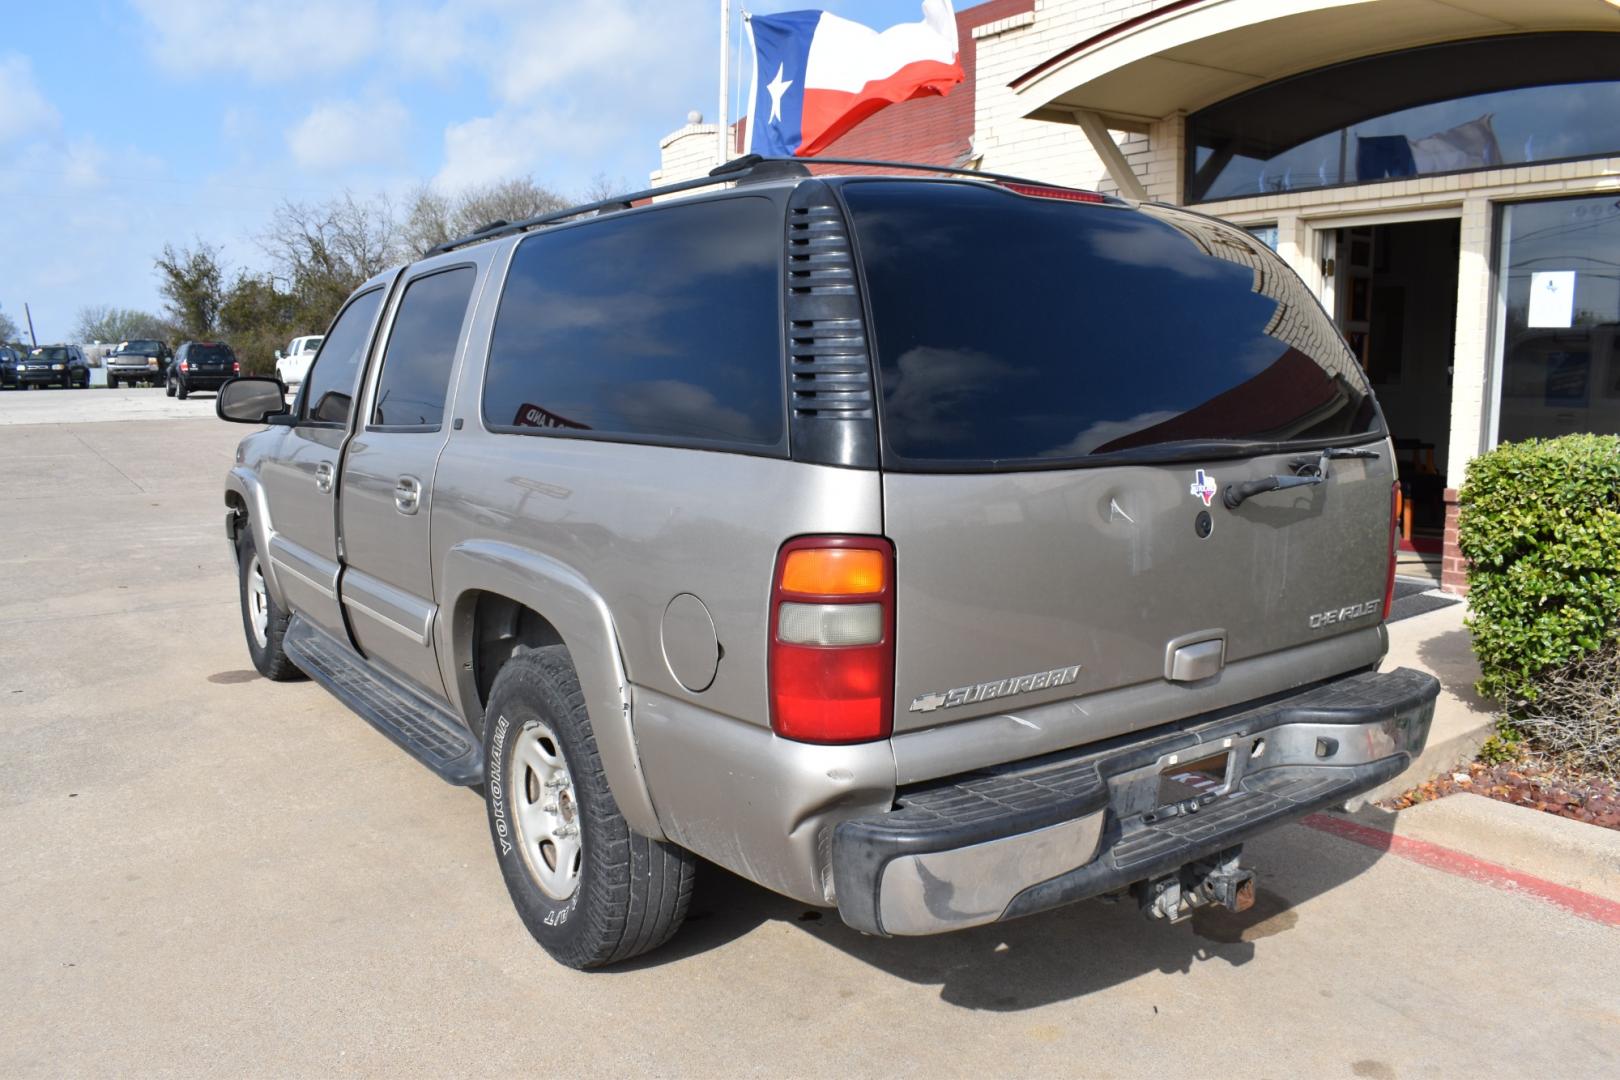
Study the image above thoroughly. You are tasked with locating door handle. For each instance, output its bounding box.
[314,462,335,494]
[394,475,422,515]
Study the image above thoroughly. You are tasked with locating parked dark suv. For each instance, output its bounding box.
[13,345,90,389]
[168,342,239,398]
[0,345,22,389]
[217,157,1440,969]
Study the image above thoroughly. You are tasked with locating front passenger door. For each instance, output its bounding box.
[339,262,482,696]
[258,284,391,641]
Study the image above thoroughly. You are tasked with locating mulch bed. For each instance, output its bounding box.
[1381,755,1620,831]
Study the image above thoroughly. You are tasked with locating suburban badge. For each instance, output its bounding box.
[908,664,1082,713]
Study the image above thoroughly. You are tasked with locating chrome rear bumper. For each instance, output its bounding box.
[833,667,1439,936]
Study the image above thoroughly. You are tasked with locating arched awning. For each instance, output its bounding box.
[1012,0,1620,130]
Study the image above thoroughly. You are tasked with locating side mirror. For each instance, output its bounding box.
[216,376,289,425]
[274,350,283,361]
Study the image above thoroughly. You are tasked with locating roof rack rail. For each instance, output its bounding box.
[424,155,1110,256]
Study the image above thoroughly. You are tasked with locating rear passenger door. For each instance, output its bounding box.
[338,256,486,697]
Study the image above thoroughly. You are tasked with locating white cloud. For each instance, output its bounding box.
[287,97,410,172]
[0,53,59,145]
[430,0,708,192]
[132,0,380,80]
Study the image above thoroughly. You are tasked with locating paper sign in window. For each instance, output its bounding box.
[1528,271,1576,328]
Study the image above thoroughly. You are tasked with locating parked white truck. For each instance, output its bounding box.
[273,335,323,386]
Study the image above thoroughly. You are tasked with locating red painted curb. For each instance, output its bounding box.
[1302,812,1620,929]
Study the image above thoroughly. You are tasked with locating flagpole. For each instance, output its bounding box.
[718,0,731,166]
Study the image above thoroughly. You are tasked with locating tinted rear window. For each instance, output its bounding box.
[191,344,233,361]
[842,181,1380,467]
[483,196,784,449]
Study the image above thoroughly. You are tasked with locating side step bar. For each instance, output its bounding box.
[283,615,484,785]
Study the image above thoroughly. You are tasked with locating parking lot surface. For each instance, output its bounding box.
[3,397,1618,1078]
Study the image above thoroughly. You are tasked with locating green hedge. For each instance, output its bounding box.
[1458,434,1620,705]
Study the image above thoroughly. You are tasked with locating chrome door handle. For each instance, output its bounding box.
[394,475,422,515]
[314,462,335,494]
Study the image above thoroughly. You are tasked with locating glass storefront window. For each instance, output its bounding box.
[1187,34,1620,203]
[1494,195,1620,444]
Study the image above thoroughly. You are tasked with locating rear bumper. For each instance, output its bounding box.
[832,667,1439,936]
[180,374,231,389]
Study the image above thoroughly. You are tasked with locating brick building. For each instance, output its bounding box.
[657,0,1620,591]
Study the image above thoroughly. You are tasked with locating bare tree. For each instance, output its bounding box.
[401,177,571,256]
[74,304,169,344]
[0,303,20,344]
[259,191,401,326]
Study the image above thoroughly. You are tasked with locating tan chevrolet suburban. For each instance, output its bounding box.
[216,156,1440,968]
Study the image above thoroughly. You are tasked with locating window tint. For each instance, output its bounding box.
[483,196,783,447]
[373,267,475,428]
[303,287,385,426]
[191,344,234,361]
[842,181,1379,467]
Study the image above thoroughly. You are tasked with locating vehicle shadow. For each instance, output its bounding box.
[628,825,1387,1009]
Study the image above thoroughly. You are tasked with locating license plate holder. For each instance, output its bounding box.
[1157,750,1232,808]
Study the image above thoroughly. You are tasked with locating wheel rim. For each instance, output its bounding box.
[246,555,269,648]
[509,720,582,901]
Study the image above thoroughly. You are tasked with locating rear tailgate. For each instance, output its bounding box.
[840,179,1394,751]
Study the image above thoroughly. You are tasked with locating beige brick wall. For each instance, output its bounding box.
[651,124,722,187]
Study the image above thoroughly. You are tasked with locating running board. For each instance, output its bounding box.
[283,615,484,785]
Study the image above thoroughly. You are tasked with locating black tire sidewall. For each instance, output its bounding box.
[235,529,295,679]
[485,693,588,943]
[483,651,631,967]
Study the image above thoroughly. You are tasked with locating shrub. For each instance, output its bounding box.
[1518,646,1620,774]
[1457,433,1620,706]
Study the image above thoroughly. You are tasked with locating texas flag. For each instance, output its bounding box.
[745,1,963,158]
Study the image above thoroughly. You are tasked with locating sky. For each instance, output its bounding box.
[0,0,989,342]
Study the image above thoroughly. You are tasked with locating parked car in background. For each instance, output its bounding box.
[107,339,172,388]
[0,345,22,389]
[274,335,324,386]
[167,342,240,399]
[14,345,90,389]
[217,161,1440,970]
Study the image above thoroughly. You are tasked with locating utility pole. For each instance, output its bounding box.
[24,303,38,349]
[718,0,731,167]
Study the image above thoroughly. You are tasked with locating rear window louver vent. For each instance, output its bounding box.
[784,181,879,469]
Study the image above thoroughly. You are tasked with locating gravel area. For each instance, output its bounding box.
[1383,754,1620,831]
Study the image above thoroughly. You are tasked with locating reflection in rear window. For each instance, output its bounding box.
[192,345,233,361]
[842,181,1379,467]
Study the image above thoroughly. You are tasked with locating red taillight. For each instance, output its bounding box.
[1382,481,1400,621]
[769,536,895,744]
[1000,181,1107,204]
[179,360,188,372]
[232,360,240,373]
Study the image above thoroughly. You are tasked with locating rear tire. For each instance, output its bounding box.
[483,646,694,969]
[108,376,118,389]
[236,527,301,681]
[165,377,176,397]
[176,380,189,400]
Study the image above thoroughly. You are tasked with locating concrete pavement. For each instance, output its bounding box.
[2,402,1617,1078]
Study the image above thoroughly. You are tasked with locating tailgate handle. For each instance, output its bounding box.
[1166,633,1226,683]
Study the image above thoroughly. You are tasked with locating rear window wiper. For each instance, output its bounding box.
[1223,447,1380,509]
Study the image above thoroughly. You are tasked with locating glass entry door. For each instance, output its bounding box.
[1494,195,1620,443]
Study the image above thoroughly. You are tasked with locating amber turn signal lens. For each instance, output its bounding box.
[779,547,886,596]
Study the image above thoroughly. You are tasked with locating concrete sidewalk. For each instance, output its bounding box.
[1347,601,1497,809]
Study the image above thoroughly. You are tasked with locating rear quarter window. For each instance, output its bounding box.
[841,181,1380,468]
[482,196,785,450]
